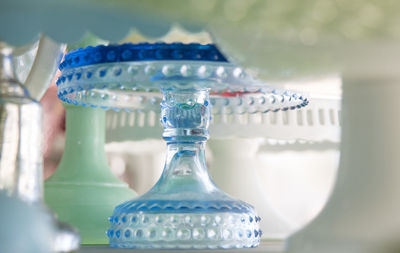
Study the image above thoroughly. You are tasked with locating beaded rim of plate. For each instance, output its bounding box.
[57,43,308,113]
[59,43,228,70]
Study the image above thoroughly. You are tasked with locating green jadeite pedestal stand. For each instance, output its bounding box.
[45,104,136,244]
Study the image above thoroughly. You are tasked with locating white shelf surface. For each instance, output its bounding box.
[79,241,283,253]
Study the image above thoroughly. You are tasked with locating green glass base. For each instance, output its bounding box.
[44,105,137,244]
[45,182,134,244]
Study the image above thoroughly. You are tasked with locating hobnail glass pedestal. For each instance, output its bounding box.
[103,95,339,243]
[56,43,308,249]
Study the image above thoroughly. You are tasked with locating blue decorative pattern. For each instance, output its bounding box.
[60,43,228,70]
[108,211,261,249]
[56,61,308,113]
[56,43,310,249]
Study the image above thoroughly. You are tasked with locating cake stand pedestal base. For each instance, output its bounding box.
[287,76,400,253]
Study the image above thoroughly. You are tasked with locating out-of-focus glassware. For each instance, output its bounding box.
[208,94,341,237]
[13,36,65,101]
[57,42,308,249]
[0,45,43,203]
[0,42,80,252]
[12,40,39,86]
[45,104,136,244]
[0,192,55,253]
[45,35,136,245]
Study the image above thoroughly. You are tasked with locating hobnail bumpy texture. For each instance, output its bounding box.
[56,43,303,250]
[59,43,228,70]
[56,61,254,98]
[56,61,308,113]
[57,43,308,113]
[108,212,261,249]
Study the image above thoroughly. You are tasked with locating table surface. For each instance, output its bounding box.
[79,241,283,253]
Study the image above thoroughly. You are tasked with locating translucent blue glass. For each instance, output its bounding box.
[108,89,260,249]
[58,43,308,249]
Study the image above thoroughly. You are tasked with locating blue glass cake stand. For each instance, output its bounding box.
[57,43,308,249]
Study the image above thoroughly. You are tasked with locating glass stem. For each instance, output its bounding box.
[51,104,118,183]
[150,141,217,195]
[149,88,217,195]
